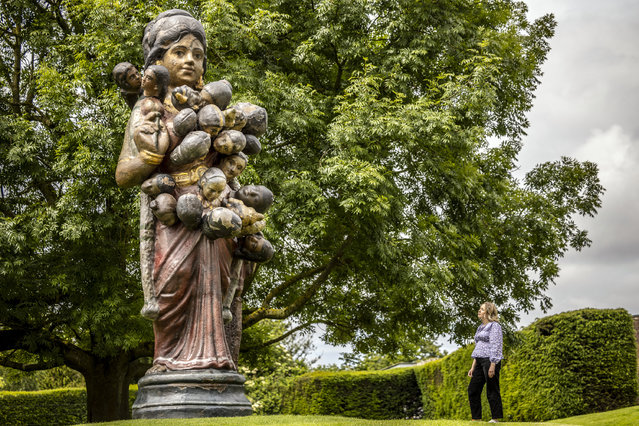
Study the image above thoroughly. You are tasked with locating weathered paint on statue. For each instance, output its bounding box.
[113,9,273,375]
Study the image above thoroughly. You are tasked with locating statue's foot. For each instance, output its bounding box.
[146,364,167,374]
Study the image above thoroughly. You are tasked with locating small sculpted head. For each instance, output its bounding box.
[142,65,170,100]
[237,233,274,262]
[113,62,141,92]
[213,130,246,155]
[150,193,177,226]
[235,185,273,214]
[198,167,227,201]
[141,173,176,196]
[218,153,247,181]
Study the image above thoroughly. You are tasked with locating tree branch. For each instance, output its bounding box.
[0,329,26,351]
[240,319,349,351]
[261,263,328,307]
[0,358,63,372]
[243,237,351,328]
[241,321,318,351]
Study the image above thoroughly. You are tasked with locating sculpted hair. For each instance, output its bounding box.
[142,9,207,73]
[482,302,499,322]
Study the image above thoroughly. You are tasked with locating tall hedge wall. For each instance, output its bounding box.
[500,308,638,421]
[285,308,638,421]
[281,367,422,419]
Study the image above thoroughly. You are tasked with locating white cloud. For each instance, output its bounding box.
[574,125,637,186]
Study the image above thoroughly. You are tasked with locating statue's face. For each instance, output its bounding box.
[141,70,159,97]
[244,234,264,253]
[219,155,246,180]
[201,176,226,201]
[160,34,204,88]
[123,67,141,91]
[236,185,261,207]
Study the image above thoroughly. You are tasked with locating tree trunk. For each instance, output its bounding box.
[83,354,132,422]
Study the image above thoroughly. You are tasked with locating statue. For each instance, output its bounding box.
[113,9,273,418]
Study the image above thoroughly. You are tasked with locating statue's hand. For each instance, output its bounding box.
[133,111,169,155]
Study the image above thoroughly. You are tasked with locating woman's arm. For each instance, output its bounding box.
[468,358,476,377]
[487,322,503,378]
[115,105,169,188]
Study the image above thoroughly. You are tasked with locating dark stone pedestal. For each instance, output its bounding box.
[132,369,252,419]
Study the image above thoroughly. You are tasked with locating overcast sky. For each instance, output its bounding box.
[313,0,639,364]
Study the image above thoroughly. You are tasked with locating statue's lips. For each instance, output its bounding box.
[179,67,196,74]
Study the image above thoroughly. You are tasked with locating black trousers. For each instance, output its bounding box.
[467,357,503,420]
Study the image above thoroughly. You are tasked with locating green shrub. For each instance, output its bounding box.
[0,385,138,425]
[282,367,421,419]
[501,308,638,421]
[0,388,86,425]
[240,366,303,415]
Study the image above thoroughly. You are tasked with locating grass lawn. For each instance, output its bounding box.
[547,405,639,425]
[88,405,639,426]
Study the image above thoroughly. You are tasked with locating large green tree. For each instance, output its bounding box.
[0,0,602,421]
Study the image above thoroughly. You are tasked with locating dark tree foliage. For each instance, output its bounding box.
[0,0,602,421]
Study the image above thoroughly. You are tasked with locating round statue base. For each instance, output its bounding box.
[132,369,252,419]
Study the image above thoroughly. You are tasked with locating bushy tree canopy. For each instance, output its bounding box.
[0,0,602,420]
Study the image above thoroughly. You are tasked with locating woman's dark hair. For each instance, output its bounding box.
[142,9,207,73]
[144,65,170,100]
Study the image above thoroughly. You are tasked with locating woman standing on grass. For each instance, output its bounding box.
[468,302,504,422]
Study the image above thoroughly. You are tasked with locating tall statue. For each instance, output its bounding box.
[114,9,273,418]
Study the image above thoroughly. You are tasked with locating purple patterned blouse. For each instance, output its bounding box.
[471,321,503,364]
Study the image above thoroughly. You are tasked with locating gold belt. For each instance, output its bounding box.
[171,164,208,187]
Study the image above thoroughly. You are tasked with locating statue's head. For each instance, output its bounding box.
[218,153,248,181]
[237,233,274,262]
[235,185,274,214]
[199,167,227,201]
[112,62,141,92]
[143,10,207,89]
[142,65,170,100]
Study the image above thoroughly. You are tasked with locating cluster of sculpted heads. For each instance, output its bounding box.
[116,9,274,264]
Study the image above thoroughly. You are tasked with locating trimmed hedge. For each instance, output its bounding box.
[285,308,638,421]
[500,308,638,421]
[0,388,86,425]
[0,385,138,425]
[281,367,422,419]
